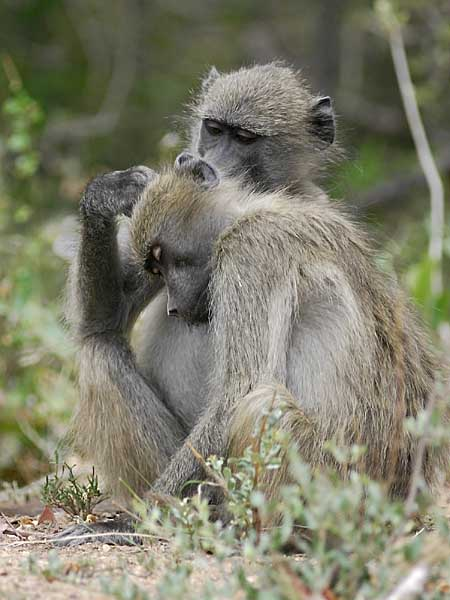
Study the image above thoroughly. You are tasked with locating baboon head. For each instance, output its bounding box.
[188,62,336,192]
[131,157,233,323]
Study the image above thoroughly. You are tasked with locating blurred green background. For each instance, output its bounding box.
[0,0,449,487]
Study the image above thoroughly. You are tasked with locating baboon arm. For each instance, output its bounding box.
[68,219,162,339]
[72,332,187,499]
[151,215,306,497]
[66,167,163,339]
[211,213,307,389]
[151,401,229,497]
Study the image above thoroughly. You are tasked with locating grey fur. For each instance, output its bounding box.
[65,165,187,502]
[189,62,338,191]
[59,64,446,544]
[130,167,445,504]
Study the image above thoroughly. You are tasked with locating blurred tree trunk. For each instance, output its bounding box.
[312,0,348,96]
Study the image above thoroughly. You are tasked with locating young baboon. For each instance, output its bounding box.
[58,64,446,544]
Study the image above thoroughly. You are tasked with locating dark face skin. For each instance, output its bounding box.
[197,119,267,186]
[195,94,335,192]
[143,215,225,324]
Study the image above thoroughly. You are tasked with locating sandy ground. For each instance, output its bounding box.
[0,495,245,600]
[0,486,449,599]
[0,540,239,599]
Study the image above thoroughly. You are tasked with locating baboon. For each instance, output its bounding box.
[57,64,445,544]
[129,158,443,502]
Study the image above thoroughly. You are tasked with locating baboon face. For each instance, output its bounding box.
[197,117,265,184]
[133,158,232,323]
[192,63,336,190]
[143,216,221,324]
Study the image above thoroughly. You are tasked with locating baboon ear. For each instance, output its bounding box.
[201,66,220,93]
[310,96,335,145]
[175,153,219,188]
[175,151,195,167]
[190,158,219,188]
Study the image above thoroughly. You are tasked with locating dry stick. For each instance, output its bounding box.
[1,53,22,91]
[376,0,445,517]
[404,393,437,517]
[186,442,229,494]
[0,512,27,540]
[384,564,429,600]
[386,6,445,296]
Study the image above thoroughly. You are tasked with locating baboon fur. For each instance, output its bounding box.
[62,65,447,542]
[127,166,445,507]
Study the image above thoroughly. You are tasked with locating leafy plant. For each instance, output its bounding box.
[133,400,450,599]
[41,456,104,520]
[1,54,43,179]
[100,575,150,600]
[0,59,74,486]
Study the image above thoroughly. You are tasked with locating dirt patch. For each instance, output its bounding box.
[0,499,238,599]
[0,485,449,599]
[0,539,241,599]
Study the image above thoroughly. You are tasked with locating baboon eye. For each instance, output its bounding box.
[144,245,163,276]
[204,119,224,136]
[234,128,258,144]
[152,245,162,261]
[143,257,162,276]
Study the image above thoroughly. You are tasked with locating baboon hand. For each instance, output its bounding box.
[81,165,156,220]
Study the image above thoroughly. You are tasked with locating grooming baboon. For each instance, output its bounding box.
[58,64,445,544]
[65,62,338,497]
[189,62,336,192]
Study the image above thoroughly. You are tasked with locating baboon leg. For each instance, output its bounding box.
[53,514,139,547]
[69,334,187,501]
[228,383,321,525]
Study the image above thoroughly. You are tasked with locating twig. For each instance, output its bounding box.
[404,394,436,516]
[186,442,229,494]
[0,512,28,539]
[384,564,429,600]
[379,1,445,295]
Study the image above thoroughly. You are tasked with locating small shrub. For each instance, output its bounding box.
[135,401,450,599]
[41,456,104,520]
[100,574,150,600]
